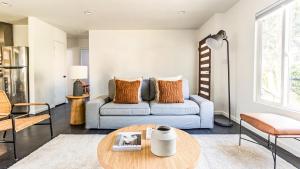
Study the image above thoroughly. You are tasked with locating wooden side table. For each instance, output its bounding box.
[66,94,89,125]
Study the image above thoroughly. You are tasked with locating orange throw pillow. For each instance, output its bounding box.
[157,80,184,103]
[114,80,141,104]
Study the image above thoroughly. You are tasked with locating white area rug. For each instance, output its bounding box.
[9,134,296,169]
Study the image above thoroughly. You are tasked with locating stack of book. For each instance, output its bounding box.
[112,132,142,151]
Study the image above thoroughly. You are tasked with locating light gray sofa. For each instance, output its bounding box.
[86,78,214,129]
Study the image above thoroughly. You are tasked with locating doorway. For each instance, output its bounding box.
[53,41,67,105]
[80,48,89,83]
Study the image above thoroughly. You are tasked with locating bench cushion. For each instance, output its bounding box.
[240,113,300,135]
[100,101,150,116]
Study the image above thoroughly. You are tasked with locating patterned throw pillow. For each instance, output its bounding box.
[157,80,184,103]
[113,77,143,102]
[113,80,141,104]
[155,76,182,102]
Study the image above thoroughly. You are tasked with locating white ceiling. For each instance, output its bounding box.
[0,0,238,37]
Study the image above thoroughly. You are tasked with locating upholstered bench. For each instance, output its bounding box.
[239,113,300,169]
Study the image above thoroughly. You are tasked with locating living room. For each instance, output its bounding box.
[0,0,300,169]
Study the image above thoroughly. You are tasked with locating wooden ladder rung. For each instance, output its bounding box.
[200,74,210,78]
[199,81,210,85]
[200,60,210,64]
[200,67,210,71]
[200,87,210,93]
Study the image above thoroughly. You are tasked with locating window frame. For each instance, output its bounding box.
[254,0,300,111]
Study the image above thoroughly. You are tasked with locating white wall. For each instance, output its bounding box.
[78,38,89,49]
[198,0,300,156]
[196,14,229,113]
[28,17,67,112]
[13,25,28,46]
[89,30,197,99]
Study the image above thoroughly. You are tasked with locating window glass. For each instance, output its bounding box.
[259,10,283,103]
[287,0,300,108]
[256,0,300,111]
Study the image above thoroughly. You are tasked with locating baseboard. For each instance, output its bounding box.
[217,111,300,157]
[29,104,55,114]
[214,110,226,115]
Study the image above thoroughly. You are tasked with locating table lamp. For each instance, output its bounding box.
[70,65,88,96]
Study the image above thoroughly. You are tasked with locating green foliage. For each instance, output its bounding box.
[290,65,300,96]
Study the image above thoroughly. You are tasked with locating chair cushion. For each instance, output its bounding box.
[150,100,199,115]
[0,114,50,132]
[100,101,150,116]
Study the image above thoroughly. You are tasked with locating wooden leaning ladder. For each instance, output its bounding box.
[198,36,211,100]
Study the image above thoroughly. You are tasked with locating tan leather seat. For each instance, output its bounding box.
[240,113,300,135]
[0,114,50,132]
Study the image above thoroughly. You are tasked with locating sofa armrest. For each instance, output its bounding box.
[86,95,110,129]
[190,95,214,128]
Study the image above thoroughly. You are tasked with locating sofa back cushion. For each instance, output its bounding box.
[149,78,189,100]
[109,79,150,101]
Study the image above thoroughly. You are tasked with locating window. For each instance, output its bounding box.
[255,0,300,110]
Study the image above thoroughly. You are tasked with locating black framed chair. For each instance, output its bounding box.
[0,90,53,159]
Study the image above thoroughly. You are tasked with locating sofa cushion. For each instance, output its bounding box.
[149,78,189,100]
[99,115,201,129]
[109,79,150,101]
[150,100,199,115]
[100,101,150,116]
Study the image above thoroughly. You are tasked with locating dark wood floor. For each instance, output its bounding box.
[0,104,299,169]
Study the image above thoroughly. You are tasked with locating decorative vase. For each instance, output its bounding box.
[73,80,83,96]
[151,125,177,157]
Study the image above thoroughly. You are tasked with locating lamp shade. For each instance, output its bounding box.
[70,66,87,79]
[205,37,223,49]
[205,30,227,50]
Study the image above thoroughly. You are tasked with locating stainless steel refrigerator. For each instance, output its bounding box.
[0,46,29,113]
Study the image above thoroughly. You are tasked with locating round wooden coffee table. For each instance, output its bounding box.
[97,124,200,169]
